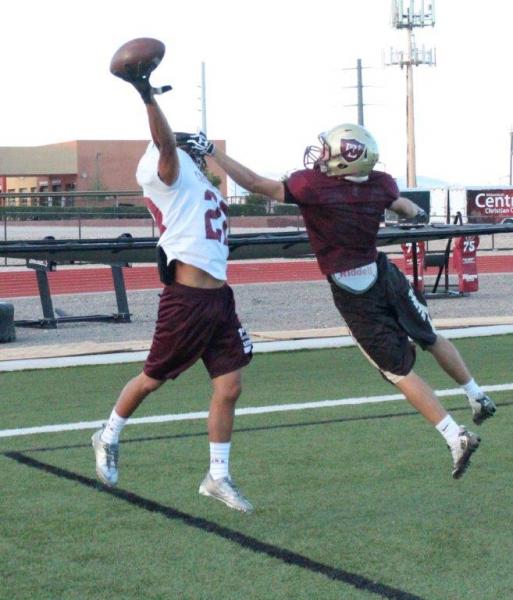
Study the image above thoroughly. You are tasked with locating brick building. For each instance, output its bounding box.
[0,139,227,207]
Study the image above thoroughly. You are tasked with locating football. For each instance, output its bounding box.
[110,38,166,81]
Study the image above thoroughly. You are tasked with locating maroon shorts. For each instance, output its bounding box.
[144,282,253,381]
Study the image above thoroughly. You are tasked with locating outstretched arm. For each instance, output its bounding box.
[144,97,179,186]
[117,55,178,186]
[389,196,428,222]
[210,147,285,203]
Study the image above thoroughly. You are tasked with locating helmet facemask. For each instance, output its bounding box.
[303,142,323,170]
[174,132,207,171]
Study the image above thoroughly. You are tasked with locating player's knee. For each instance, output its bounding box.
[139,372,164,395]
[425,334,444,355]
[373,342,416,383]
[212,370,243,404]
[381,369,408,385]
[217,379,242,404]
[225,380,242,403]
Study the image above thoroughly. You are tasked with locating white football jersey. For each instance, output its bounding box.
[136,143,229,281]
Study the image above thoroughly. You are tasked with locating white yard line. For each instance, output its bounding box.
[1,382,511,439]
[2,324,513,372]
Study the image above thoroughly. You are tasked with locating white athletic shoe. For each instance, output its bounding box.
[450,426,480,479]
[91,428,119,487]
[199,473,253,513]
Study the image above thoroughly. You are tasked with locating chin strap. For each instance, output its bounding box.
[344,175,369,183]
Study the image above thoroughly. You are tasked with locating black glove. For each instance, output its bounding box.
[182,131,215,156]
[398,208,429,227]
[123,62,172,104]
[412,208,429,224]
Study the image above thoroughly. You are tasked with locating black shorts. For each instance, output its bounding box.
[329,252,437,383]
[144,282,253,381]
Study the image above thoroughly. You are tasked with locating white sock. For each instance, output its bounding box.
[209,442,231,480]
[462,378,483,404]
[435,415,460,446]
[101,409,127,444]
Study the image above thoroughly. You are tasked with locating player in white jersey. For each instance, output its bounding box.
[92,70,254,513]
[137,142,229,281]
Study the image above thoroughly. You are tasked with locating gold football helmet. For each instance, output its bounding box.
[304,123,379,178]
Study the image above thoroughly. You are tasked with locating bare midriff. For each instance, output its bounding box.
[174,260,225,289]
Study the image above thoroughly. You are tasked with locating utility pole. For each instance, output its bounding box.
[200,61,207,136]
[385,1,436,188]
[356,59,364,126]
[343,58,367,126]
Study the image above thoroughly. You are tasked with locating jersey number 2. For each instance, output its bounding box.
[204,190,228,245]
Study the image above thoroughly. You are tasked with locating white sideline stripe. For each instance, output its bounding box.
[2,324,513,373]
[1,382,511,439]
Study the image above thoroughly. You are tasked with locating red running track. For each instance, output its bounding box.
[0,256,512,299]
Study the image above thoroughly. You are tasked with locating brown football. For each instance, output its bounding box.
[110,38,166,81]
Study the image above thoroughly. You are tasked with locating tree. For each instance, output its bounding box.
[206,171,222,189]
[244,193,271,213]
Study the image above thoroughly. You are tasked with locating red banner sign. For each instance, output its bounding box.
[467,189,513,223]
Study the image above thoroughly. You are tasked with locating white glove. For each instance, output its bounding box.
[184,131,215,156]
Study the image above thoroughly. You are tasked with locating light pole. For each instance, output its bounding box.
[95,152,102,187]
[509,129,513,186]
[385,1,436,188]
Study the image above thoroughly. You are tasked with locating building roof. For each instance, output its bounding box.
[0,142,78,175]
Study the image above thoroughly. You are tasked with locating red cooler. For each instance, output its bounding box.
[453,235,479,293]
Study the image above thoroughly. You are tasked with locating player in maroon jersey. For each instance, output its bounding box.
[185,124,496,479]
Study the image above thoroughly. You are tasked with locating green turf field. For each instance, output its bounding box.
[2,335,513,600]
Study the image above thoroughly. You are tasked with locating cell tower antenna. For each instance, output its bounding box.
[385,0,436,187]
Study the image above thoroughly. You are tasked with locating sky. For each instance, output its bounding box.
[1,0,512,190]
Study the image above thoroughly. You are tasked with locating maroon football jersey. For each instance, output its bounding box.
[284,168,399,274]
